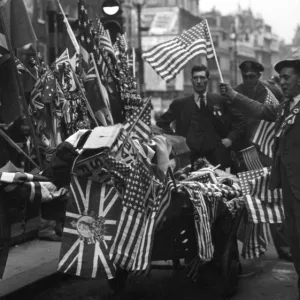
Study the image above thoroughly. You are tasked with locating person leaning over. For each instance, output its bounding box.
[156,64,245,169]
[220,55,300,299]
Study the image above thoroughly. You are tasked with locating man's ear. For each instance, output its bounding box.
[258,73,262,79]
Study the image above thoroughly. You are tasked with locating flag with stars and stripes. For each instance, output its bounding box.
[132,179,175,274]
[95,18,115,62]
[251,87,279,159]
[244,171,284,224]
[109,159,153,270]
[77,0,98,65]
[124,100,152,141]
[142,20,214,83]
[58,176,122,279]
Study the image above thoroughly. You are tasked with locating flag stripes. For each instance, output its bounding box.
[58,177,121,279]
[240,146,264,171]
[251,87,278,159]
[142,20,214,82]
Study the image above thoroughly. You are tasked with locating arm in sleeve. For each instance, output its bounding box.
[226,105,246,143]
[232,92,278,122]
[156,101,177,135]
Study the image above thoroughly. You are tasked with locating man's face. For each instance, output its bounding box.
[191,70,209,94]
[241,71,260,89]
[279,67,300,98]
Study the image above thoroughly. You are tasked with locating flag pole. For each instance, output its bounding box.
[205,19,224,83]
[132,47,136,78]
[67,63,99,127]
[0,7,43,169]
[0,128,39,169]
[56,0,80,54]
[90,53,114,125]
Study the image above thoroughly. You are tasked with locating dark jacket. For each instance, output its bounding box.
[156,93,245,147]
[232,92,300,199]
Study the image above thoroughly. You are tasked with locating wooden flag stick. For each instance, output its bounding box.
[0,7,43,169]
[205,19,224,83]
[56,0,80,54]
[0,129,39,169]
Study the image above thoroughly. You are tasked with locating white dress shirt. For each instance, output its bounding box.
[194,92,207,108]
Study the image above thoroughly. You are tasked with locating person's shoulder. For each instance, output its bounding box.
[172,95,193,104]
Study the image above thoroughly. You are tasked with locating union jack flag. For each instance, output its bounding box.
[58,176,121,279]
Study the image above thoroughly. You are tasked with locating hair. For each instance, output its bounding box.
[191,64,210,79]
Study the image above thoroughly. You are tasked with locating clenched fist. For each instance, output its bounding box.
[220,83,237,102]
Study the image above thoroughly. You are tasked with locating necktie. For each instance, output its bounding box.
[198,95,206,108]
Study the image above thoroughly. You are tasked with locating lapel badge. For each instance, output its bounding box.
[293,108,299,114]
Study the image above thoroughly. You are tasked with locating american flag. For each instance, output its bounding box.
[109,159,152,270]
[182,184,214,261]
[240,145,263,171]
[77,0,98,65]
[237,168,269,195]
[142,20,214,83]
[58,176,121,279]
[251,87,279,159]
[124,100,152,141]
[244,172,284,224]
[132,178,175,274]
[242,223,271,259]
[95,18,115,61]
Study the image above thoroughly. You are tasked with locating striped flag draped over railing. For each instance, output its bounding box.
[250,87,279,159]
[142,20,214,83]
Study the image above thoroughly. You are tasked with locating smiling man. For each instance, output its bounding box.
[220,52,300,299]
[156,64,245,169]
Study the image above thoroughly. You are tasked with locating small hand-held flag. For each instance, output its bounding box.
[251,87,279,159]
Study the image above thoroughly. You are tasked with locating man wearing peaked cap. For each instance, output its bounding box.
[231,60,282,170]
[220,47,300,299]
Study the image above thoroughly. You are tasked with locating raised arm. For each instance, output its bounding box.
[220,83,279,122]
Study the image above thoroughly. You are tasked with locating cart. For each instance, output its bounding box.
[107,169,246,298]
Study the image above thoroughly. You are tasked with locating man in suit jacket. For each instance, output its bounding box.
[157,64,245,169]
[220,55,300,299]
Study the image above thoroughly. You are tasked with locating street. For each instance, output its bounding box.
[15,242,297,300]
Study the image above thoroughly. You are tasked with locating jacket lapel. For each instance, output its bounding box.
[182,95,195,135]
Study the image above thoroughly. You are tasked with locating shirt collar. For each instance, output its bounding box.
[194,92,207,102]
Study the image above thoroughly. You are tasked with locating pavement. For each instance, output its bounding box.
[0,239,61,297]
[0,240,298,300]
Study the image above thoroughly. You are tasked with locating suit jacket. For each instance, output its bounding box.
[156,93,245,145]
[232,92,300,199]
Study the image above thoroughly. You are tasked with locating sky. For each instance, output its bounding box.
[199,0,300,44]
